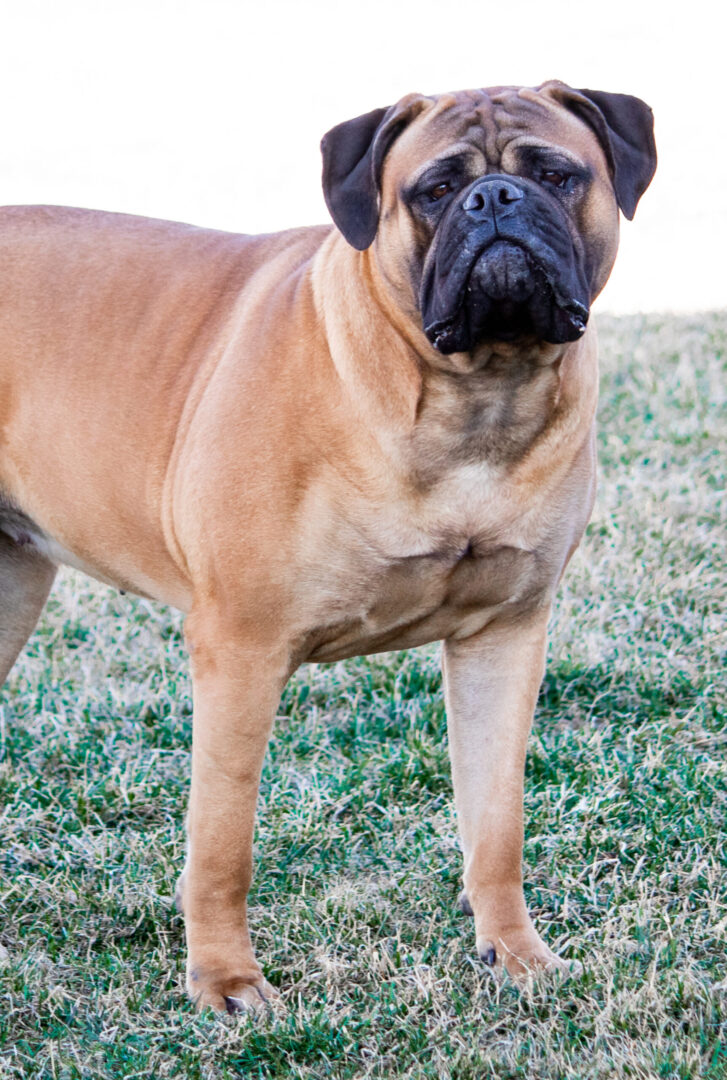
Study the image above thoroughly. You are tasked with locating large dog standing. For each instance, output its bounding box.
[0,81,656,1012]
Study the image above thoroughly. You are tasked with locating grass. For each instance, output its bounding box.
[1,310,725,1078]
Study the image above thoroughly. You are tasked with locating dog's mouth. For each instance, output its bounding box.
[423,239,589,355]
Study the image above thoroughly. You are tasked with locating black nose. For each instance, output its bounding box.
[462,177,525,220]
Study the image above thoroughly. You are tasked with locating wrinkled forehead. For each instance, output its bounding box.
[386,84,607,178]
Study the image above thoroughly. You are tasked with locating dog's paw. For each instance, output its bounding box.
[187,965,279,1015]
[476,929,581,983]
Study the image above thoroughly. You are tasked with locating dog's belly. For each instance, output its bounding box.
[303,540,546,662]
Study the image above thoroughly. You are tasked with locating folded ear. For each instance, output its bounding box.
[321,95,429,250]
[548,85,657,219]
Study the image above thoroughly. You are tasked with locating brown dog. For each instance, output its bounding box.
[0,81,655,1012]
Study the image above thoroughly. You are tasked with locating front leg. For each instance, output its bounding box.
[180,606,290,1013]
[443,608,575,979]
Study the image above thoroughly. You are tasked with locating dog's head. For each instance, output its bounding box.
[321,83,656,354]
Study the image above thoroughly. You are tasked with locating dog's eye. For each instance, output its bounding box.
[429,182,452,201]
[540,170,569,189]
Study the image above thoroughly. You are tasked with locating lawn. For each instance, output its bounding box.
[1,312,725,1079]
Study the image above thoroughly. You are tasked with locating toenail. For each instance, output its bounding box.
[457,891,474,916]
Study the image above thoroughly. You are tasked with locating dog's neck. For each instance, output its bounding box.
[312,232,598,487]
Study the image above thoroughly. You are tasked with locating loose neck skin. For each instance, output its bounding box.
[311,231,599,489]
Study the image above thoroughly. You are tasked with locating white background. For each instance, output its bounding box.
[0,0,723,314]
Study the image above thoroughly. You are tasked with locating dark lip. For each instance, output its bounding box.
[423,238,589,349]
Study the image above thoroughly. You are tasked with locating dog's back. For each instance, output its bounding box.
[0,206,328,605]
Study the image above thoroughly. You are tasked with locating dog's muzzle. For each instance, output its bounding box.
[420,176,591,354]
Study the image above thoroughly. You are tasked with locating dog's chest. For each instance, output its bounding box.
[299,468,556,662]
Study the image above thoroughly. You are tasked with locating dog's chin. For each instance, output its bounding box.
[424,241,589,356]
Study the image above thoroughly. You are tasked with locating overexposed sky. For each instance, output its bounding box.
[0,0,723,314]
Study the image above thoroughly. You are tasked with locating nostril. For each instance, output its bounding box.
[498,183,524,205]
[463,190,486,213]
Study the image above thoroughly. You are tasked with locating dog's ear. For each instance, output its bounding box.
[321,95,429,250]
[547,85,657,220]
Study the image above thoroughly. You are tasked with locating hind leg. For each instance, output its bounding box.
[0,533,57,685]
